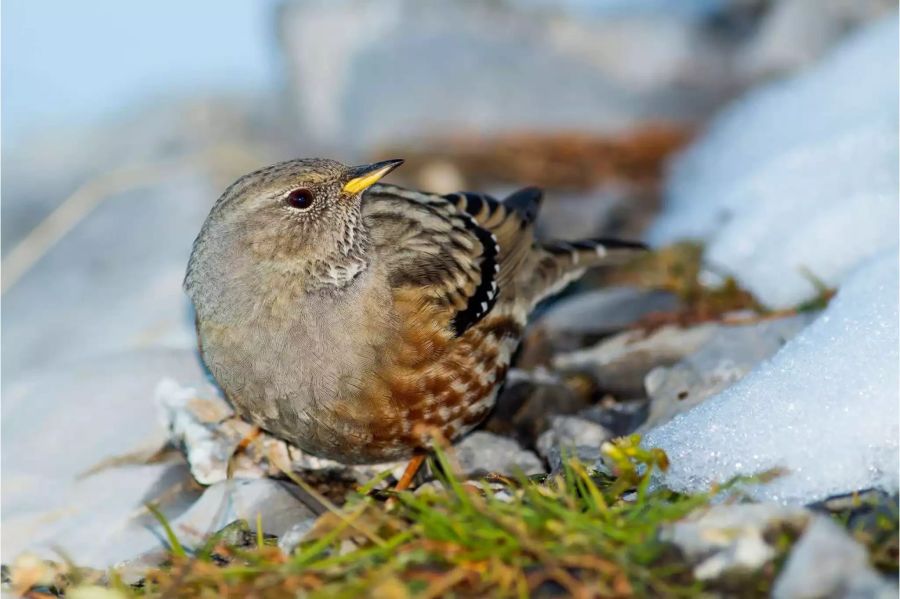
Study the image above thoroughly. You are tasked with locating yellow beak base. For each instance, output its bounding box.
[342,159,404,195]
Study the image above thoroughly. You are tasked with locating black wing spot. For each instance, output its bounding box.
[450,223,499,336]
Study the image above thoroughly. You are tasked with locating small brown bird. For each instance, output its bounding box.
[185,158,644,485]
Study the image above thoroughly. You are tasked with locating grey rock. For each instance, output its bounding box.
[278,518,318,555]
[534,286,681,344]
[663,503,811,582]
[278,0,734,153]
[553,323,721,397]
[452,432,545,478]
[169,479,317,547]
[773,516,897,599]
[483,368,590,448]
[112,549,170,586]
[579,398,649,437]
[1,350,212,569]
[2,99,280,384]
[736,0,895,81]
[536,415,613,472]
[640,314,816,430]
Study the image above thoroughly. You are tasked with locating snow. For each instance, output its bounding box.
[644,250,899,504]
[647,16,899,309]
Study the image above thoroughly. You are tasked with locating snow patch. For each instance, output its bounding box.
[648,17,899,308]
[644,250,899,504]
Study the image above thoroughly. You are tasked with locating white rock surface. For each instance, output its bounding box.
[735,0,895,80]
[278,0,732,153]
[648,16,899,308]
[168,479,316,547]
[773,516,897,599]
[452,432,545,477]
[662,503,811,581]
[536,415,613,472]
[644,250,899,504]
[1,349,214,568]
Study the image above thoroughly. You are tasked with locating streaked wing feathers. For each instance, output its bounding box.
[364,184,500,335]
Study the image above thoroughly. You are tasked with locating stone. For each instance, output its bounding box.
[168,479,317,547]
[736,0,895,81]
[1,97,279,384]
[278,0,732,153]
[532,286,681,347]
[553,323,720,397]
[531,188,636,243]
[640,313,816,431]
[536,415,613,473]
[451,432,545,478]
[278,518,318,555]
[662,503,811,583]
[482,368,591,448]
[773,516,897,599]
[1,350,213,569]
[578,398,649,437]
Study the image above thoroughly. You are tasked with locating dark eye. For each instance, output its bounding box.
[286,188,314,210]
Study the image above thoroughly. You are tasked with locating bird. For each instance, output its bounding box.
[185,158,646,488]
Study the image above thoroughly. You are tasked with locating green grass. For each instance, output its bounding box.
[11,436,896,598]
[47,438,753,598]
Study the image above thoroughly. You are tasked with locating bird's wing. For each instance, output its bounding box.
[363,184,504,336]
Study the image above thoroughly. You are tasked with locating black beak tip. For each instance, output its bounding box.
[383,158,405,171]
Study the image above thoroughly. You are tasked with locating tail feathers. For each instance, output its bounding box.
[503,186,543,225]
[543,238,648,266]
[528,238,648,307]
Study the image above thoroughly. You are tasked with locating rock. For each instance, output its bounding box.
[578,398,649,437]
[168,479,317,547]
[532,286,681,348]
[662,503,811,583]
[1,98,280,384]
[535,415,613,473]
[736,0,895,81]
[111,549,171,586]
[482,368,591,448]
[553,323,721,397]
[531,187,637,243]
[1,350,214,569]
[452,432,545,478]
[3,462,199,570]
[277,0,734,154]
[278,518,318,555]
[773,516,897,599]
[640,314,816,430]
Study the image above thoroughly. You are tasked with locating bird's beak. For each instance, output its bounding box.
[342,159,404,195]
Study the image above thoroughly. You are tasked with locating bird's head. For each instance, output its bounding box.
[187,157,403,294]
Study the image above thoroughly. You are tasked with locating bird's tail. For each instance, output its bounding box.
[526,238,648,308]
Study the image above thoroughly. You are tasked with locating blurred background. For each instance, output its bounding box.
[3,0,892,385]
[2,0,896,567]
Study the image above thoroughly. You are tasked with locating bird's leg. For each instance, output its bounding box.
[227,425,262,478]
[235,425,262,453]
[395,453,427,491]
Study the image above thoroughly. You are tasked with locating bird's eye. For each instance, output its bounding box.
[286,188,314,210]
